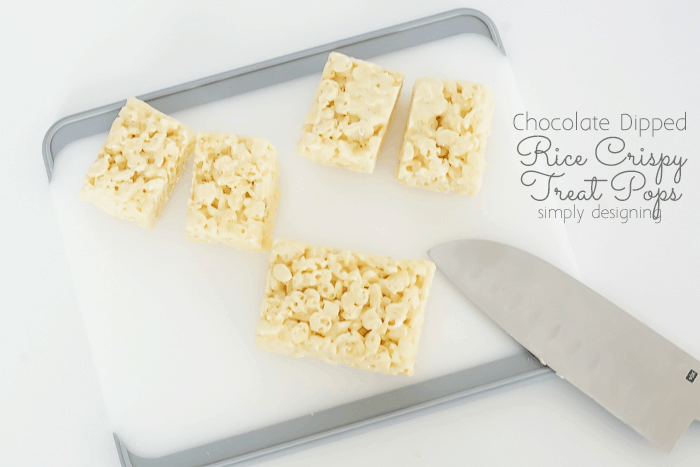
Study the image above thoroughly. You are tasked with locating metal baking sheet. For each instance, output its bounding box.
[43,9,556,467]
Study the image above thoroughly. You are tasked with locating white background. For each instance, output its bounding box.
[1,1,698,466]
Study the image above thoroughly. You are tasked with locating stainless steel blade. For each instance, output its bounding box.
[428,239,700,451]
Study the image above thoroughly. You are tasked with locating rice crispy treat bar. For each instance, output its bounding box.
[297,52,404,173]
[80,97,196,228]
[395,78,494,195]
[255,239,435,376]
[185,131,280,252]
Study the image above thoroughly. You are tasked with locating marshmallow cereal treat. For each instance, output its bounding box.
[255,239,435,376]
[297,52,404,173]
[395,78,495,195]
[79,98,196,228]
[185,132,280,252]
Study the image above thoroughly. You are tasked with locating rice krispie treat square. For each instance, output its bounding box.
[185,131,280,252]
[79,98,196,228]
[297,52,404,173]
[395,78,494,195]
[255,239,435,376]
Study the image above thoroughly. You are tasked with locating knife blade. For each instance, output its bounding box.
[428,239,699,451]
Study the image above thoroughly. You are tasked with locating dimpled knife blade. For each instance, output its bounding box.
[428,239,700,451]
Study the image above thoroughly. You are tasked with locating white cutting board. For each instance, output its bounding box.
[49,34,578,457]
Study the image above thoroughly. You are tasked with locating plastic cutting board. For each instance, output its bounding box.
[48,26,578,458]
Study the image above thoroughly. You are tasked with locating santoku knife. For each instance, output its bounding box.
[428,239,699,451]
